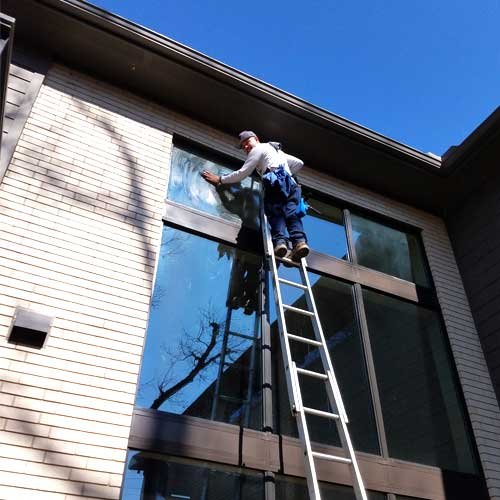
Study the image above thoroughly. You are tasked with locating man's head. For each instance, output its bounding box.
[238,130,259,154]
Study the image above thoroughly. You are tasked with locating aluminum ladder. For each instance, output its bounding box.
[262,212,368,500]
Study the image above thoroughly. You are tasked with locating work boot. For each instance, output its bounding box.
[274,242,288,258]
[291,241,310,261]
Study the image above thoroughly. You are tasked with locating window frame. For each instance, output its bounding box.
[125,137,487,500]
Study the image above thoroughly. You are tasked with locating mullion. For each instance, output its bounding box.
[352,283,390,458]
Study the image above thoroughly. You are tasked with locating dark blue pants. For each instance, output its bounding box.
[264,182,307,247]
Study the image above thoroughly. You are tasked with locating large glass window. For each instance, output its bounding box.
[275,474,386,500]
[351,213,429,286]
[122,451,263,500]
[128,142,486,500]
[137,226,262,429]
[272,268,379,454]
[168,144,261,230]
[362,289,478,473]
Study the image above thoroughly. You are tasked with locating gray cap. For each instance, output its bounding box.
[238,130,257,147]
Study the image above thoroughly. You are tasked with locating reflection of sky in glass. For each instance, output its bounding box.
[137,227,261,423]
[302,199,348,260]
[168,146,261,229]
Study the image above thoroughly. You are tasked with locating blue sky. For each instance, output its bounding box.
[89,0,499,155]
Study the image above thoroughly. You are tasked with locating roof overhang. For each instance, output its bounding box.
[2,0,498,215]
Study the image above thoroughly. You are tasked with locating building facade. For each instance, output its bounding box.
[1,1,500,499]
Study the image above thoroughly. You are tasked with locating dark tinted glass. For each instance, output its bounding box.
[272,268,379,454]
[137,226,262,429]
[303,197,349,259]
[351,213,429,286]
[363,289,478,473]
[122,451,263,500]
[275,474,386,500]
[168,145,261,230]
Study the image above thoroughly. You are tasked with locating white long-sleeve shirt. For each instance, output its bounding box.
[220,142,304,185]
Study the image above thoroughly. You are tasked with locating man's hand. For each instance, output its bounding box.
[201,170,221,186]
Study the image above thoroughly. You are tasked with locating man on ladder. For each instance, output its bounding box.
[202,130,310,261]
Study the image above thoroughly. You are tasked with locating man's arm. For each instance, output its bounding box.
[202,147,260,186]
[284,152,304,175]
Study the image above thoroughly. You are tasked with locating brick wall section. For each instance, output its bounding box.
[1,63,500,499]
[446,173,500,403]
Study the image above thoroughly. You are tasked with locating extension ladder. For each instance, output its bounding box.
[262,212,368,500]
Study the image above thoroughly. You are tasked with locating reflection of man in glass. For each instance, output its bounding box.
[202,131,309,261]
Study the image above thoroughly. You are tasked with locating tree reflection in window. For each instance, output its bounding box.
[137,226,262,430]
[168,145,261,230]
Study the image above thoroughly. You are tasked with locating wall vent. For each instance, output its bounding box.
[7,307,53,349]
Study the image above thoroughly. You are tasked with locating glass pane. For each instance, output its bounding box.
[303,197,349,259]
[272,268,379,454]
[137,226,262,430]
[363,289,478,473]
[122,450,263,500]
[351,213,429,286]
[275,474,386,500]
[168,145,261,230]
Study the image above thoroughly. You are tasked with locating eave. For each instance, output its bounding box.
[3,0,498,215]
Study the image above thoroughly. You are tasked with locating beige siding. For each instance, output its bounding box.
[0,63,499,499]
[0,64,171,499]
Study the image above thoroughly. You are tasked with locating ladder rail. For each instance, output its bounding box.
[298,250,368,500]
[261,201,368,500]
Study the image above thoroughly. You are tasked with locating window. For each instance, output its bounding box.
[302,196,348,259]
[127,142,485,500]
[168,144,261,230]
[137,226,262,429]
[363,289,478,473]
[272,270,379,454]
[350,213,429,286]
[275,474,386,500]
[121,451,263,500]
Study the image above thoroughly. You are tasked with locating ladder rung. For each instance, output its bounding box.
[296,367,328,380]
[311,451,352,464]
[229,331,257,341]
[278,277,307,290]
[275,256,300,267]
[287,333,322,347]
[303,406,339,420]
[283,304,315,317]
